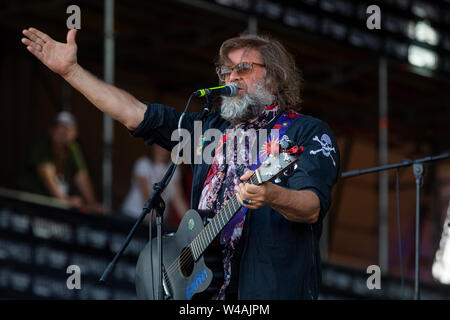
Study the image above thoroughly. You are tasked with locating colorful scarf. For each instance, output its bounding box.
[198,104,300,299]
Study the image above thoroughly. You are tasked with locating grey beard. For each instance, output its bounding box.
[220,82,275,125]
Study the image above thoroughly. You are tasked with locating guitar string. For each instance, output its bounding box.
[163,190,245,279]
[162,173,259,281]
[163,198,236,281]
[164,173,259,278]
[163,172,260,279]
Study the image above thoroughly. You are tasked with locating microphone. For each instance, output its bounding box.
[194,84,238,97]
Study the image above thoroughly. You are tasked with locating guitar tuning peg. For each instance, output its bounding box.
[274,177,282,184]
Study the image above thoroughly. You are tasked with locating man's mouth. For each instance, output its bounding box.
[235,84,246,94]
[232,82,245,90]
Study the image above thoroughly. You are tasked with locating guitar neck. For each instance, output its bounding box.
[189,172,260,260]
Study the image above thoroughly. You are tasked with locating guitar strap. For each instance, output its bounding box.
[220,110,301,245]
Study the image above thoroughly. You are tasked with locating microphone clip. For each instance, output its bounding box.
[200,94,219,121]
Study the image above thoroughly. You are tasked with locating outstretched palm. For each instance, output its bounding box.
[22,28,78,77]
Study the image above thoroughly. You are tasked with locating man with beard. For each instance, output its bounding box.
[22,28,340,300]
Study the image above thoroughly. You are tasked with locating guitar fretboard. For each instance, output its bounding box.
[189,173,260,260]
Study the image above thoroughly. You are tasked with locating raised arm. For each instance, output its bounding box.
[21,28,146,130]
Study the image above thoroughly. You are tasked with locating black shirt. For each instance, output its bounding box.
[130,103,340,299]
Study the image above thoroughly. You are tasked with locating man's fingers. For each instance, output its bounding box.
[22,29,46,47]
[21,37,31,46]
[240,170,254,181]
[243,183,260,194]
[25,45,44,60]
[28,27,52,43]
[236,192,244,206]
[22,38,44,59]
[22,38,42,52]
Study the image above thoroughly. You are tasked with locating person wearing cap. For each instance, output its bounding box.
[18,111,104,214]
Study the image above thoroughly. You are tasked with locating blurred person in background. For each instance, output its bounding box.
[18,111,104,214]
[121,144,189,231]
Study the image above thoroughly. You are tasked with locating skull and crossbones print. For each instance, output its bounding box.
[309,134,336,167]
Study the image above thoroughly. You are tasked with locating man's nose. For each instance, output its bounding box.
[228,68,241,82]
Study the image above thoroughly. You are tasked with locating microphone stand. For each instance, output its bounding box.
[200,93,217,121]
[341,152,450,300]
[99,162,176,300]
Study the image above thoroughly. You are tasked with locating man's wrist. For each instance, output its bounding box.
[62,63,81,82]
[266,182,281,207]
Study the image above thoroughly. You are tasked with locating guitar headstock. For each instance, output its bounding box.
[256,136,304,184]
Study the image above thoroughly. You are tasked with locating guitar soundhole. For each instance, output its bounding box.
[179,247,194,277]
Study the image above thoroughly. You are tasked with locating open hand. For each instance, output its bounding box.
[21,27,79,77]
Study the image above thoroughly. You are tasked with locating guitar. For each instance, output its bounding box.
[135,142,304,300]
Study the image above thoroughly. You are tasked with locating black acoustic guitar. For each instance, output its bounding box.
[135,142,303,300]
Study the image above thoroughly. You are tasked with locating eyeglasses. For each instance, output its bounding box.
[216,62,265,81]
